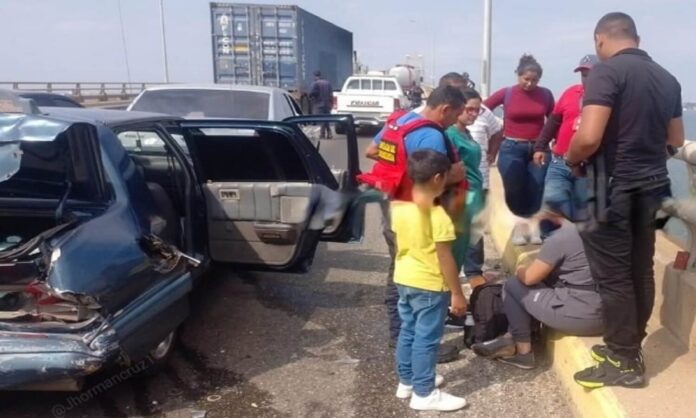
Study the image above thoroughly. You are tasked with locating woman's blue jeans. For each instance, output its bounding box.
[395,285,449,396]
[497,139,549,217]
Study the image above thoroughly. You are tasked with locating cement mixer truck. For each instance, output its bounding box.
[388,65,423,90]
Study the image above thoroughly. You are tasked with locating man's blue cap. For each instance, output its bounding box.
[574,54,599,72]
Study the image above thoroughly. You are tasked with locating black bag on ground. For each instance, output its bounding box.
[464,283,508,348]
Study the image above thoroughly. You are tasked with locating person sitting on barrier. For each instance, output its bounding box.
[484,54,555,246]
[470,201,603,369]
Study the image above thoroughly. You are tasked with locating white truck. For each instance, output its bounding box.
[332,74,412,133]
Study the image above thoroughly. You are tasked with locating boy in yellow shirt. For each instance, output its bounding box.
[392,150,468,412]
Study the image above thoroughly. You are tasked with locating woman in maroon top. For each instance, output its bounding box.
[484,54,554,245]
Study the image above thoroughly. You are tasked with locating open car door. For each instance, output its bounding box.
[179,118,362,273]
[283,114,365,243]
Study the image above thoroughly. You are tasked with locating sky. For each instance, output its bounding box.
[1,0,694,100]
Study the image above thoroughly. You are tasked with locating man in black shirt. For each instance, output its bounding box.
[566,12,685,388]
[309,70,334,139]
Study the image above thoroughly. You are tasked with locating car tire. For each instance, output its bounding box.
[335,124,346,135]
[138,330,177,377]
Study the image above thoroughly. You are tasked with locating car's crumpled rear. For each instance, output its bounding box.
[0,220,117,390]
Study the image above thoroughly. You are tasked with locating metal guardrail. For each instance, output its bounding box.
[0,82,167,103]
[662,140,696,271]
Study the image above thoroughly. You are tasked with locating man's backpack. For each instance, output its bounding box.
[464,283,508,348]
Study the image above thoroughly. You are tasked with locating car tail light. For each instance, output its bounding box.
[394,98,401,109]
[332,95,337,110]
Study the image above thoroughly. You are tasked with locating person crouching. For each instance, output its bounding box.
[471,201,603,369]
[392,149,468,411]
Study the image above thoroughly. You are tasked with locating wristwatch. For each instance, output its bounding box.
[564,157,584,168]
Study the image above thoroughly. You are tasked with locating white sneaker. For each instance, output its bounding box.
[409,388,467,411]
[511,222,530,246]
[395,374,444,399]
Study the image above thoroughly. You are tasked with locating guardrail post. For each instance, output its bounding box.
[12,82,18,90]
[99,83,108,102]
[662,140,696,271]
[73,83,84,103]
[120,83,128,100]
[47,83,52,93]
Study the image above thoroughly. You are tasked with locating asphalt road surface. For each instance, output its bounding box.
[0,134,572,418]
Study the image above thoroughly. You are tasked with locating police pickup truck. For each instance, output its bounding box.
[332,75,411,133]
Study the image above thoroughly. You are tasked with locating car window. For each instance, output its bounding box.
[189,128,309,182]
[346,79,359,90]
[117,130,188,154]
[283,94,302,116]
[130,89,270,119]
[360,79,371,90]
[372,79,384,90]
[51,97,82,108]
[385,81,397,91]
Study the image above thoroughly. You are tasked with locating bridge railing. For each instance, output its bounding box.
[662,140,696,271]
[0,82,167,103]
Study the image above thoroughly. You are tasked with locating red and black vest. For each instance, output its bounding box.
[357,110,467,203]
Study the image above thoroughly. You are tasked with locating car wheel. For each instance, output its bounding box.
[335,123,346,135]
[138,330,177,377]
[150,331,176,362]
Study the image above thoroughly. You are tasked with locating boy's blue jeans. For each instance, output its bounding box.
[396,284,449,396]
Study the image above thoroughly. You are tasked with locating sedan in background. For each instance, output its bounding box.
[127,84,302,121]
[15,92,83,108]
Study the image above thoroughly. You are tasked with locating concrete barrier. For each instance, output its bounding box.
[487,165,696,418]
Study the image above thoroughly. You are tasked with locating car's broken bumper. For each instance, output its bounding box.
[0,331,112,390]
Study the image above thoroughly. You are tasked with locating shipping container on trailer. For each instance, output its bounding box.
[210,2,353,113]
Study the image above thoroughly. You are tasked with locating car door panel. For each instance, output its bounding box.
[180,120,326,271]
[203,181,315,265]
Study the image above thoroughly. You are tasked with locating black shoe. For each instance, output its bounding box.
[498,351,536,370]
[574,354,645,389]
[444,312,466,328]
[437,344,459,364]
[591,345,645,374]
[590,344,610,363]
[471,336,516,359]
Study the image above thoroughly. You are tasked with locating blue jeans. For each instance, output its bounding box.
[542,155,588,221]
[463,237,484,277]
[396,285,449,396]
[497,139,549,217]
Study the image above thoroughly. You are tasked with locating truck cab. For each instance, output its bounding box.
[332,75,411,133]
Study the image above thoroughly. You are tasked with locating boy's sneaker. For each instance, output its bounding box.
[395,374,444,399]
[409,389,467,412]
[471,336,516,359]
[590,345,646,375]
[574,354,645,389]
[498,351,536,370]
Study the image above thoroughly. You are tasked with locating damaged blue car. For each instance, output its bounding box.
[0,91,364,391]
